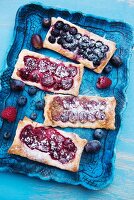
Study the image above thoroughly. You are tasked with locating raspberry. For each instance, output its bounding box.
[96,76,112,89]
[1,106,17,122]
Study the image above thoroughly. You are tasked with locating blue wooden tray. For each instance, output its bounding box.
[0,3,133,190]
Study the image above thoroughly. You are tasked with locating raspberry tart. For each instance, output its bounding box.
[8,117,87,172]
[44,94,116,129]
[12,49,84,96]
[43,17,116,73]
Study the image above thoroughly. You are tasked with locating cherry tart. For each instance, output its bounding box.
[11,49,84,96]
[8,117,87,172]
[43,17,116,73]
[44,94,116,129]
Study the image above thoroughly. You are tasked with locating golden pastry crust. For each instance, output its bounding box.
[44,94,116,130]
[43,17,116,73]
[11,49,84,96]
[8,117,87,172]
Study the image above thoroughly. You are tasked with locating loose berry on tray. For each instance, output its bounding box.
[1,106,17,122]
[31,34,43,49]
[17,96,27,106]
[3,132,11,139]
[30,112,37,120]
[93,129,105,140]
[96,76,112,89]
[110,55,123,67]
[85,140,101,153]
[103,65,113,73]
[10,79,25,91]
[42,18,51,28]
[35,100,45,110]
[28,86,37,96]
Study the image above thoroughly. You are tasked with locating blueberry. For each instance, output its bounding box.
[10,80,25,91]
[42,18,51,28]
[62,43,69,49]
[93,48,101,55]
[81,35,89,43]
[103,65,113,73]
[60,30,67,38]
[101,45,109,53]
[87,53,96,61]
[79,42,89,50]
[75,33,82,40]
[85,140,101,153]
[63,24,70,32]
[69,27,77,35]
[48,36,56,43]
[35,100,45,110]
[28,86,37,95]
[78,48,84,55]
[51,28,60,37]
[110,55,123,67]
[65,35,73,43]
[93,129,105,140]
[54,21,64,30]
[57,38,63,45]
[30,112,37,120]
[89,39,95,47]
[17,96,27,106]
[95,41,103,48]
[93,59,101,66]
[68,42,78,51]
[3,132,11,139]
[98,52,105,59]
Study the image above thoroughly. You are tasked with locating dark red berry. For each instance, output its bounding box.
[96,76,112,89]
[31,34,43,49]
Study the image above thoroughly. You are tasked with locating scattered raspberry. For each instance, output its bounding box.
[1,106,17,122]
[96,76,112,89]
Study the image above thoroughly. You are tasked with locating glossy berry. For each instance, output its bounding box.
[30,112,37,120]
[31,34,43,49]
[54,21,64,30]
[57,38,63,45]
[10,80,25,91]
[110,55,123,67]
[28,86,37,96]
[51,28,60,37]
[42,18,51,28]
[69,27,77,35]
[48,35,56,43]
[103,65,113,73]
[85,140,101,153]
[17,96,27,106]
[96,76,112,89]
[35,100,45,110]
[63,24,70,32]
[3,132,11,139]
[93,129,105,140]
[1,106,17,122]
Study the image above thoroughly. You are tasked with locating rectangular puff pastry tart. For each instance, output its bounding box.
[43,17,116,73]
[44,94,116,130]
[8,117,87,172]
[12,49,84,96]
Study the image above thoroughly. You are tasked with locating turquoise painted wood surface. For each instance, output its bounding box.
[0,0,134,199]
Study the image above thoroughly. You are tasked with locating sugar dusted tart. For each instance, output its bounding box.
[43,17,116,73]
[8,117,87,172]
[44,94,116,130]
[12,49,84,96]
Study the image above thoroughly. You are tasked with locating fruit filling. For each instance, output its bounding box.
[20,125,77,164]
[48,20,110,67]
[17,55,78,91]
[51,96,107,123]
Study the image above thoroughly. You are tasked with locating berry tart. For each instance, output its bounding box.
[8,117,87,172]
[43,17,116,73]
[11,49,84,96]
[44,94,116,129]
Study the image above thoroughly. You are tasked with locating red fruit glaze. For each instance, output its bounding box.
[20,125,77,164]
[1,106,17,122]
[17,56,78,91]
[96,76,112,89]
